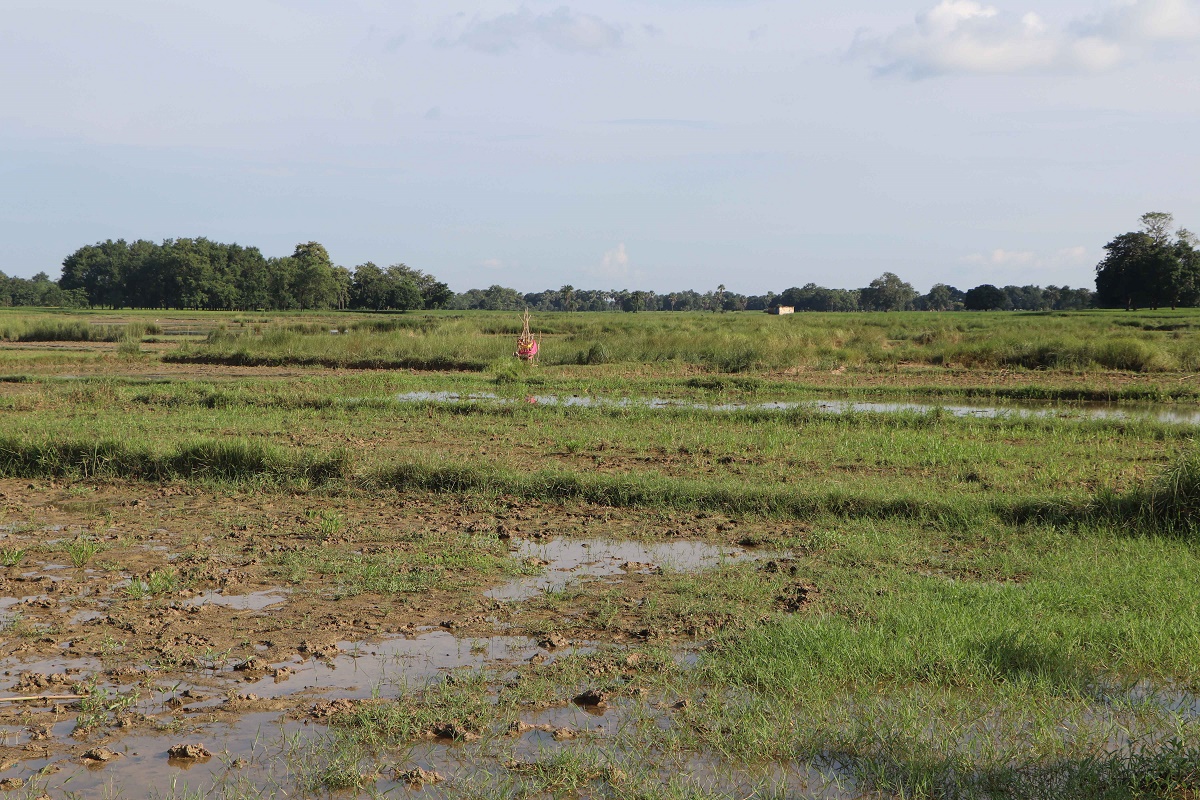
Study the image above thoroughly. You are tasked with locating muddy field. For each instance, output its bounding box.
[0,312,1198,799]
[0,476,815,798]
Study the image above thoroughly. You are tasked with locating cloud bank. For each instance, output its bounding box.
[963,245,1091,271]
[855,0,1200,77]
[453,6,623,54]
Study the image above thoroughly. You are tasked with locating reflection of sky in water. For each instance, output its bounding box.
[488,537,779,601]
[385,392,1200,425]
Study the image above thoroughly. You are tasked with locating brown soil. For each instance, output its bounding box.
[0,477,783,771]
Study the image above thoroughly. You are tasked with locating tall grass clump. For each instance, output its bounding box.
[1096,449,1200,536]
[116,336,142,357]
[14,320,160,343]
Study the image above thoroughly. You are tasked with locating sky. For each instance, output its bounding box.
[1,0,1198,294]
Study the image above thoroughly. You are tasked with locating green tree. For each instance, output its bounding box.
[922,283,961,311]
[332,265,353,310]
[350,262,388,309]
[290,242,339,309]
[1141,211,1175,245]
[60,239,136,307]
[859,272,916,311]
[267,256,300,310]
[559,284,576,312]
[1095,232,1152,310]
[963,284,1009,311]
[1096,214,1200,310]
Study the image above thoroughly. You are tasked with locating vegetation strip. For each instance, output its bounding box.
[1,433,1195,536]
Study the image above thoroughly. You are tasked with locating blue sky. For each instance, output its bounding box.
[2,0,1198,293]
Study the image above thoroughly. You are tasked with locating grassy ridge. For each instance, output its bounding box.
[0,436,349,485]
[1,375,1192,521]
[1097,450,1200,536]
[143,309,1200,374]
[161,349,488,372]
[377,458,979,524]
[6,307,1200,374]
[1,431,1195,536]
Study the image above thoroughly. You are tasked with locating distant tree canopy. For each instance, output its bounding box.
[55,238,450,311]
[445,277,1093,313]
[963,284,1008,311]
[777,284,860,312]
[5,236,1103,313]
[0,271,87,308]
[1095,213,1200,310]
[859,272,918,312]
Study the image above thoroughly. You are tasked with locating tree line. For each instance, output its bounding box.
[53,238,450,311]
[449,276,1093,313]
[0,271,87,308]
[4,219,1190,312]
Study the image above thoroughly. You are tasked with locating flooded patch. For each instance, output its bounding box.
[5,712,305,799]
[53,500,113,515]
[384,391,1200,425]
[68,609,107,626]
[185,589,289,611]
[488,537,779,601]
[244,630,588,699]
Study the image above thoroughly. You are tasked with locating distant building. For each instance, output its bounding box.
[768,305,795,315]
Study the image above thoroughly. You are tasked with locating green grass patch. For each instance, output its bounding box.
[268,533,522,596]
[0,436,351,486]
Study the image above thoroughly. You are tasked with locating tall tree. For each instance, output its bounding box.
[1141,212,1175,245]
[859,272,917,311]
[559,284,576,312]
[290,242,339,309]
[921,283,961,311]
[963,284,1009,311]
[1095,232,1154,310]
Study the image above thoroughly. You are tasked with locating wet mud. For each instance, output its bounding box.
[0,477,790,795]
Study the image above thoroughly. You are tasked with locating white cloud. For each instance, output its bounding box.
[1084,0,1200,42]
[593,243,632,280]
[453,7,623,54]
[964,246,1091,266]
[481,258,504,269]
[855,0,1200,77]
[602,243,629,271]
[965,248,1037,266]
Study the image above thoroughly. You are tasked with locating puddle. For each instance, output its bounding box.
[383,391,1200,425]
[9,712,307,798]
[1113,680,1200,717]
[68,610,107,625]
[488,538,779,601]
[246,630,588,699]
[0,640,1189,799]
[0,707,842,800]
[184,589,289,611]
[0,629,587,705]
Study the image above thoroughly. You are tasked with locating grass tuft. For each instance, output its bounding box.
[63,536,103,567]
[1095,449,1200,537]
[0,546,26,567]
